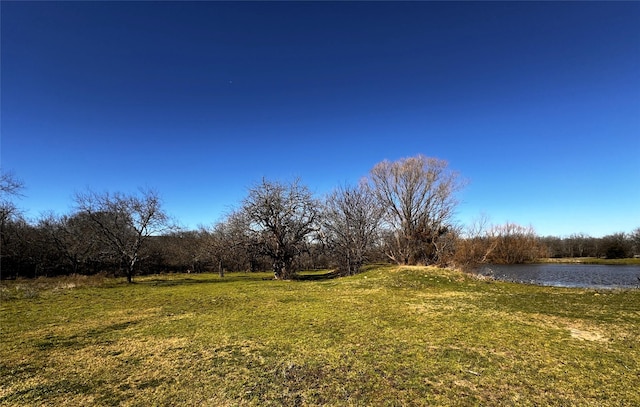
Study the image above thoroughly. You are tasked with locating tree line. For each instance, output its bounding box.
[2,156,639,281]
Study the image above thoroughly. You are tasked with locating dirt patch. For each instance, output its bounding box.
[522,313,610,343]
[569,328,606,342]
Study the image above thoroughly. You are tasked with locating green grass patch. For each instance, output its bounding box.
[1,267,639,405]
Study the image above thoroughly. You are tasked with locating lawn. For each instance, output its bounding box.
[1,266,638,406]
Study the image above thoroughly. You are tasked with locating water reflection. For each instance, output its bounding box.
[478,264,640,289]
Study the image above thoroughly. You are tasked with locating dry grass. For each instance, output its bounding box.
[1,266,639,406]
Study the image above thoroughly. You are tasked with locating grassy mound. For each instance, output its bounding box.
[1,266,638,406]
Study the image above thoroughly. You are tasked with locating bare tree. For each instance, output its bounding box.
[207,223,228,277]
[368,155,464,265]
[203,210,255,276]
[224,210,266,272]
[74,189,171,282]
[322,183,383,275]
[242,178,319,280]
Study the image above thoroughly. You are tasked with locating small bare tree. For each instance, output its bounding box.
[368,155,464,265]
[74,189,171,282]
[322,183,383,275]
[204,210,255,276]
[242,178,319,280]
[201,224,226,277]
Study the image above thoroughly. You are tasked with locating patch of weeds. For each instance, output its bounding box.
[238,360,331,406]
[0,273,116,301]
[0,284,40,300]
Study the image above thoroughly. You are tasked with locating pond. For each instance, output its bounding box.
[477,263,640,289]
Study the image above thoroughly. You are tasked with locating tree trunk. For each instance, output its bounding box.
[127,256,136,283]
[273,260,282,279]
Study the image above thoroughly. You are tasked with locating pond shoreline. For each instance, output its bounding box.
[477,262,640,289]
[535,257,640,265]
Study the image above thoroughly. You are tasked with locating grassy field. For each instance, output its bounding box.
[1,266,639,406]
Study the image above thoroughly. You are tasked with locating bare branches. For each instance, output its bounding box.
[0,170,25,225]
[454,221,547,267]
[73,188,171,282]
[242,178,319,279]
[322,183,383,275]
[203,210,257,276]
[368,155,464,265]
[484,223,546,264]
[0,170,24,198]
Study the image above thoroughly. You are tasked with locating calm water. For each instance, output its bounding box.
[477,263,640,289]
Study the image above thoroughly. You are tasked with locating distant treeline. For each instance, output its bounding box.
[2,160,639,280]
[541,233,638,260]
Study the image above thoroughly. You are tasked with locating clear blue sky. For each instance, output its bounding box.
[2,1,639,237]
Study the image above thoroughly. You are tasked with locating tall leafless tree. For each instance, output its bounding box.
[368,155,464,265]
[242,178,319,279]
[322,182,383,275]
[74,189,171,282]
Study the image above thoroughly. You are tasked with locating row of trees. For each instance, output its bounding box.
[2,188,172,282]
[541,232,640,260]
[2,157,639,281]
[2,156,461,280]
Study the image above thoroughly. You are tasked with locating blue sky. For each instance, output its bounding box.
[2,1,639,237]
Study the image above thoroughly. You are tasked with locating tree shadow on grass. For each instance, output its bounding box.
[293,270,342,281]
[34,320,140,351]
[133,271,341,285]
[135,273,261,287]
